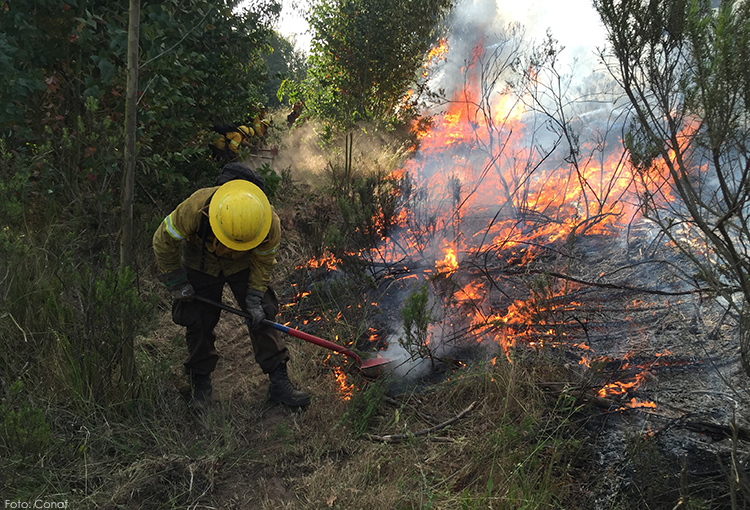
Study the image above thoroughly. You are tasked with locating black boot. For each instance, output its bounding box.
[190,373,213,410]
[269,361,310,407]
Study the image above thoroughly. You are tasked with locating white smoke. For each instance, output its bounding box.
[434,0,609,99]
[373,0,622,383]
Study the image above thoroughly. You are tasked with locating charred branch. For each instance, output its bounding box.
[499,268,713,297]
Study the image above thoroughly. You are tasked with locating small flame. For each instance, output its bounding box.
[299,252,340,271]
[334,367,353,401]
[435,245,459,274]
[619,398,657,411]
[455,281,484,303]
[422,38,449,78]
[368,327,379,343]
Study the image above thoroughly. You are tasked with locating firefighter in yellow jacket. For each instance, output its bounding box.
[251,106,271,147]
[208,125,254,165]
[152,171,310,409]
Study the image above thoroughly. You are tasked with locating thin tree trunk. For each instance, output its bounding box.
[120,0,140,387]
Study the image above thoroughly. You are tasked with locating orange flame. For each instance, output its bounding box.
[299,251,340,271]
[333,367,353,401]
[623,398,657,409]
[422,38,449,78]
[435,244,459,274]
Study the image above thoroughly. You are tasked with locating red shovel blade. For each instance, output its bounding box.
[360,357,393,369]
[267,320,393,369]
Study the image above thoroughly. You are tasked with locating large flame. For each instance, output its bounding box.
[368,37,684,407]
[300,36,687,408]
[373,38,666,272]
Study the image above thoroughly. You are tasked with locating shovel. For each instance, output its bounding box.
[193,295,393,370]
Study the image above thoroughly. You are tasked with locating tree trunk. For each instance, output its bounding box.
[120,0,140,387]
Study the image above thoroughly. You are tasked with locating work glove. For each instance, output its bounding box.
[244,289,266,330]
[159,268,195,302]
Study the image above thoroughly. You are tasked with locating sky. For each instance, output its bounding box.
[500,0,607,51]
[274,0,313,54]
[270,0,608,58]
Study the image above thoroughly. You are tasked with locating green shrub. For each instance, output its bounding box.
[341,379,387,437]
[256,161,282,199]
[59,263,157,405]
[0,380,51,463]
[400,283,437,364]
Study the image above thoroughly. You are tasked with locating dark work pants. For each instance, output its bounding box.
[173,267,288,377]
[208,144,239,166]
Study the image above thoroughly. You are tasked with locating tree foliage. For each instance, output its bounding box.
[0,0,280,166]
[0,0,281,403]
[303,0,454,128]
[262,30,308,108]
[0,0,284,267]
[594,0,750,372]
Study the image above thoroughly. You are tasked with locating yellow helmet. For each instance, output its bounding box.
[238,125,254,138]
[208,180,272,251]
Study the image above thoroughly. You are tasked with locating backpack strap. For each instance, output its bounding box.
[223,133,233,161]
[198,192,216,271]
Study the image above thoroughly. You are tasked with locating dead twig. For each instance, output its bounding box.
[503,268,713,297]
[683,420,750,443]
[431,463,472,491]
[384,396,440,426]
[364,401,476,443]
[136,178,163,214]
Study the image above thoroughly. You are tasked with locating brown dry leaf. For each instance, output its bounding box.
[326,494,337,507]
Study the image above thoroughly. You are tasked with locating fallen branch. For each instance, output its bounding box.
[683,420,750,443]
[384,396,439,426]
[364,401,476,443]
[136,178,163,214]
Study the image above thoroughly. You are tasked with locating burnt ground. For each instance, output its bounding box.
[558,228,750,507]
[559,241,749,508]
[360,216,750,508]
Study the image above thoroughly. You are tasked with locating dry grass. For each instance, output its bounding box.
[189,351,587,510]
[15,284,588,509]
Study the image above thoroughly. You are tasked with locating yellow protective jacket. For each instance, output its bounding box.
[152,186,281,292]
[252,116,267,138]
[209,131,244,154]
